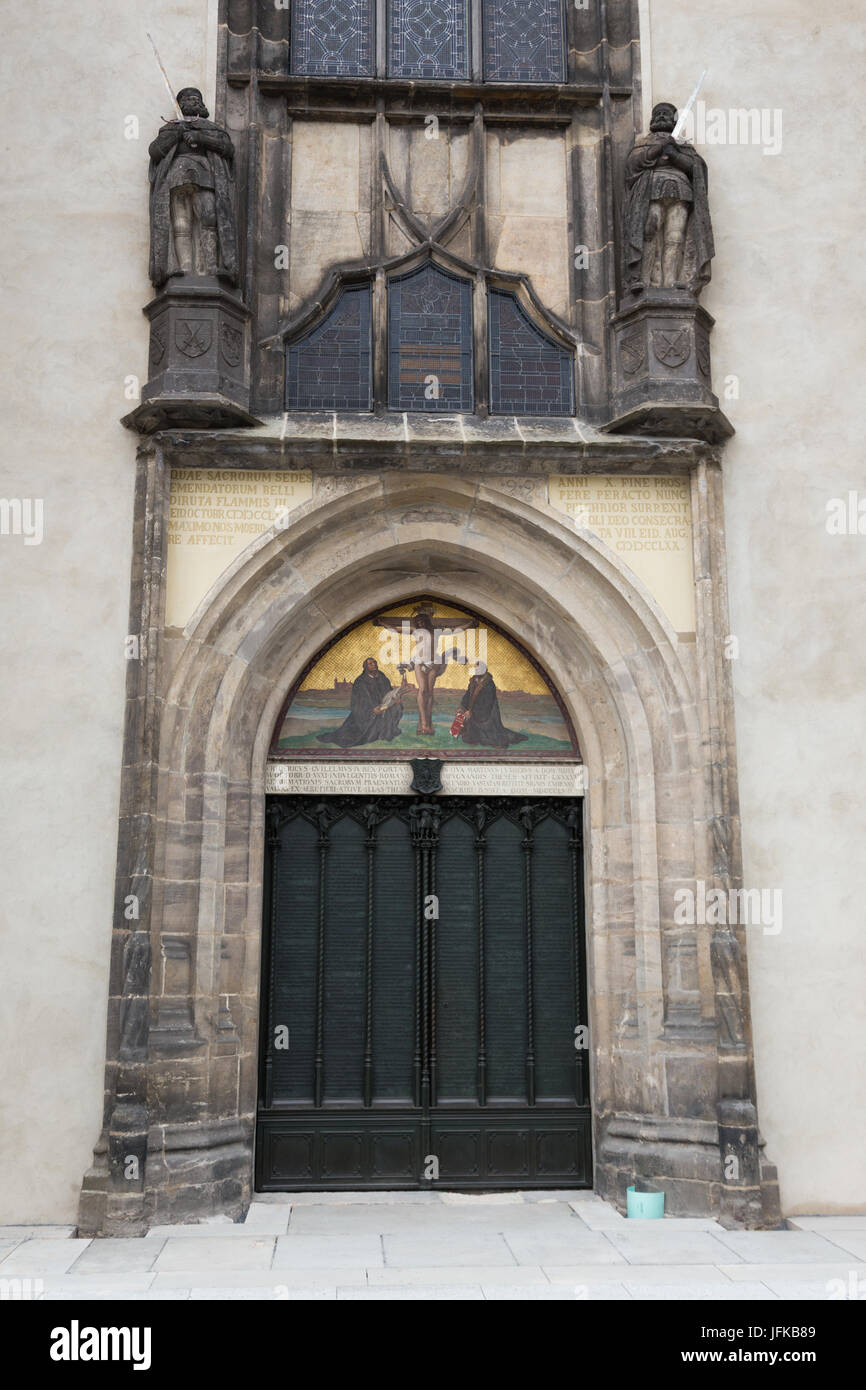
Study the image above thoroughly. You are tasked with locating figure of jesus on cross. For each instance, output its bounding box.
[373,603,482,737]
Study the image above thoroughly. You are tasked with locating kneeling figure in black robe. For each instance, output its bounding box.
[456,669,527,748]
[317,659,403,747]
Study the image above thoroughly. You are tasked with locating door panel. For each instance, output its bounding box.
[256,793,591,1190]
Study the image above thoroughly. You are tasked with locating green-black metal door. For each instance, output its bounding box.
[255,794,591,1189]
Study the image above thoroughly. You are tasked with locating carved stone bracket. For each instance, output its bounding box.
[124,276,259,432]
[605,291,733,443]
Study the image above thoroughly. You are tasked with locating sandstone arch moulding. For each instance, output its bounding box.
[79,462,780,1235]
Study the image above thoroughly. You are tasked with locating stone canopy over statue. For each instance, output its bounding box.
[621,101,714,298]
[148,88,238,287]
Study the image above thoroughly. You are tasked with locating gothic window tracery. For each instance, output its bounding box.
[388,263,474,412]
[292,0,374,77]
[482,0,566,83]
[286,285,373,410]
[283,267,575,416]
[488,289,574,415]
[389,0,469,79]
[291,0,567,84]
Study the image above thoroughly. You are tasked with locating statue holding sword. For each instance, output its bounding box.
[621,78,715,299]
[145,37,238,288]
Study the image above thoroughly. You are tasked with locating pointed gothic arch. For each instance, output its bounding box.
[81,468,769,1232]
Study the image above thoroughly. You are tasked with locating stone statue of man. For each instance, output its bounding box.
[622,101,714,297]
[148,87,238,288]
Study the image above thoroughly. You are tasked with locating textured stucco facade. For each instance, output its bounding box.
[0,0,862,1223]
[646,0,866,1213]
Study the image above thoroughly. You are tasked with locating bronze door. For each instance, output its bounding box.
[256,794,591,1189]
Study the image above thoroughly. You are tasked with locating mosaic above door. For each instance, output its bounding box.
[270,599,579,760]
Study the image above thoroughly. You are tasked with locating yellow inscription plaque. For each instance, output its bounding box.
[165,468,313,628]
[548,475,695,633]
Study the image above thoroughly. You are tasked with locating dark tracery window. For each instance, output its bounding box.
[284,275,576,417]
[482,0,565,83]
[389,0,469,79]
[488,289,573,416]
[292,0,374,76]
[388,263,474,412]
[286,286,373,411]
[291,0,568,84]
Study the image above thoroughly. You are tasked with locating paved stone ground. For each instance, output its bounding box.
[1,1195,864,1300]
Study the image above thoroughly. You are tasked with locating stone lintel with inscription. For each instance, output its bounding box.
[265,761,587,797]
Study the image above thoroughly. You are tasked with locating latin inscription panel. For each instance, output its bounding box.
[548,474,696,633]
[165,468,313,628]
[265,761,586,795]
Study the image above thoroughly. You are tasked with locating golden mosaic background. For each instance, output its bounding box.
[299,601,550,694]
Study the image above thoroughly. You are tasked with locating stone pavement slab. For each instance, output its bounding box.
[482,1282,632,1300]
[710,1230,858,1263]
[522,1190,596,1204]
[39,1273,159,1294]
[152,1237,276,1271]
[568,1200,627,1229]
[190,1286,338,1300]
[338,1285,485,1299]
[382,1231,516,1267]
[762,1279,859,1300]
[0,1238,93,1274]
[542,1263,733,1285]
[439,1192,524,1205]
[501,1230,627,1265]
[242,1205,292,1235]
[152,1267,367,1289]
[720,1262,866,1284]
[67,1238,166,1273]
[787,1216,866,1231]
[603,1230,738,1264]
[367,1264,544,1286]
[273,1234,384,1268]
[145,1221,260,1239]
[622,1281,778,1301]
[42,1288,191,1301]
[813,1231,866,1260]
[254,1190,439,1206]
[284,1200,575,1235]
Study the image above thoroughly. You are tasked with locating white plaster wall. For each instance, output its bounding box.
[0,2,215,1222]
[647,1,866,1211]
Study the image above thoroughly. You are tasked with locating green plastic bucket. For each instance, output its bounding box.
[627,1184,665,1219]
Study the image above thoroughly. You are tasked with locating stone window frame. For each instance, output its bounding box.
[290,0,568,85]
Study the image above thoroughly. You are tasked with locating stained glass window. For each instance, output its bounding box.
[388,263,474,412]
[389,0,469,80]
[488,289,574,416]
[482,0,565,83]
[292,0,373,77]
[286,285,373,411]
